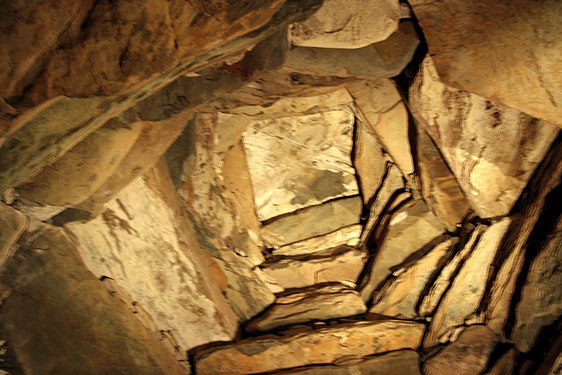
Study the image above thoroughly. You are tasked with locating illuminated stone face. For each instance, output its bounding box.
[242,109,359,222]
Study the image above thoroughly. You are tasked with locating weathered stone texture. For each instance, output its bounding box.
[0,203,27,267]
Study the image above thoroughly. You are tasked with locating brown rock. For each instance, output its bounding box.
[0,225,184,375]
[0,203,27,267]
[65,166,239,352]
[354,119,388,204]
[274,350,422,374]
[409,0,562,127]
[424,325,498,375]
[359,199,444,302]
[17,120,141,207]
[416,125,470,231]
[246,283,367,332]
[485,348,517,375]
[194,319,425,374]
[410,57,558,218]
[261,247,367,290]
[425,219,511,348]
[286,21,419,79]
[370,237,458,319]
[290,0,400,49]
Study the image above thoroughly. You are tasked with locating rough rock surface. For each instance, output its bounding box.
[423,325,498,375]
[272,225,362,256]
[65,168,239,352]
[194,320,425,374]
[246,283,366,332]
[290,0,401,48]
[360,199,444,302]
[0,203,27,267]
[0,225,184,375]
[410,57,558,218]
[409,0,562,126]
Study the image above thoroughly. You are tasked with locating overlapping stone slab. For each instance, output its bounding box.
[0,202,27,267]
[194,320,425,374]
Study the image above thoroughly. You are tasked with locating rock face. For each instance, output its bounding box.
[0,225,184,375]
[410,57,558,218]
[246,283,367,332]
[65,167,239,352]
[194,320,425,374]
[0,203,27,267]
[409,0,562,127]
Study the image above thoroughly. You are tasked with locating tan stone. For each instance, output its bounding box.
[260,196,363,248]
[359,199,444,302]
[0,225,184,375]
[0,203,27,267]
[290,0,400,49]
[194,320,425,374]
[272,224,362,256]
[246,283,367,332]
[417,126,470,231]
[261,247,367,290]
[513,215,562,353]
[370,237,458,319]
[242,109,358,221]
[425,219,511,348]
[348,80,414,177]
[354,119,387,204]
[286,21,419,79]
[410,57,558,218]
[274,350,422,374]
[409,0,562,127]
[65,169,239,352]
[17,120,141,207]
[424,326,498,375]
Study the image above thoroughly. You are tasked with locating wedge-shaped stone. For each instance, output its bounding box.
[408,0,562,127]
[246,283,367,333]
[261,196,363,248]
[194,320,425,375]
[348,80,414,177]
[424,326,498,375]
[425,219,511,348]
[273,350,421,374]
[65,167,239,352]
[242,109,358,221]
[360,164,405,244]
[359,199,444,302]
[513,215,562,353]
[0,226,184,375]
[417,126,470,231]
[290,0,400,49]
[410,57,558,218]
[272,224,362,256]
[17,121,141,207]
[419,226,482,318]
[261,247,367,290]
[354,119,387,204]
[0,203,27,267]
[370,237,458,319]
[286,21,419,79]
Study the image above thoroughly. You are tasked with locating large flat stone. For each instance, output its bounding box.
[359,199,444,302]
[246,283,367,332]
[290,0,400,49]
[0,225,184,375]
[65,167,239,352]
[409,0,562,127]
[370,237,458,319]
[286,21,419,79]
[425,219,511,348]
[242,109,358,221]
[272,224,362,257]
[0,203,27,267]
[261,247,367,290]
[194,320,425,374]
[273,350,422,374]
[260,196,363,248]
[410,57,558,218]
[424,325,498,375]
